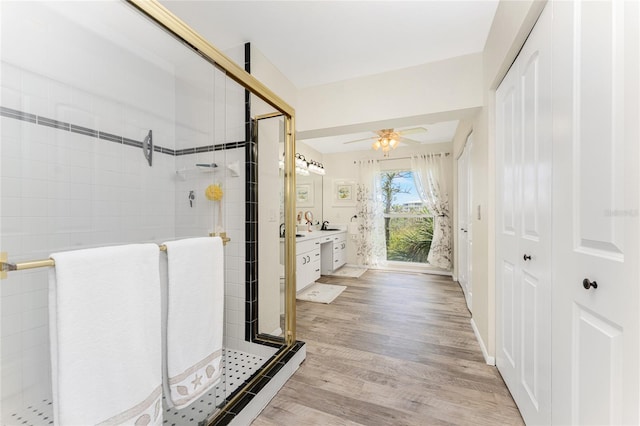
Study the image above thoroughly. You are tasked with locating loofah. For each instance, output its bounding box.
[205,184,223,201]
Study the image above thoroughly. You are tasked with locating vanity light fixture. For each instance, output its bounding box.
[280,153,325,175]
[307,160,326,175]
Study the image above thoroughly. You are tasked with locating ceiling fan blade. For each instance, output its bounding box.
[398,127,428,136]
[399,136,422,145]
[343,137,374,145]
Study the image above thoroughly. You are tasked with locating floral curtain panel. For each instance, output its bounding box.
[355,160,387,267]
[411,153,452,270]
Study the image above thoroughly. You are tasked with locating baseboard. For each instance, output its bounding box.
[470,318,495,366]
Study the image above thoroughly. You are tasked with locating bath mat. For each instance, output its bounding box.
[327,266,367,278]
[297,283,347,304]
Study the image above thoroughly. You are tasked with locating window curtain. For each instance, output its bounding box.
[411,153,452,270]
[355,159,387,267]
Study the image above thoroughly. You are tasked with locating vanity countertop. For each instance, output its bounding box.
[280,229,346,241]
[295,229,345,239]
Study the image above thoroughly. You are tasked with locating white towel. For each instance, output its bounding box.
[162,237,224,409]
[49,244,162,426]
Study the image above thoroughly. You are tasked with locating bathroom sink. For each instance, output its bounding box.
[323,228,341,231]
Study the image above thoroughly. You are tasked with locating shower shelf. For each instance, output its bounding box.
[175,163,218,180]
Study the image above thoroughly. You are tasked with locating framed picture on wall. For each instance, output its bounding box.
[333,180,356,206]
[296,184,314,207]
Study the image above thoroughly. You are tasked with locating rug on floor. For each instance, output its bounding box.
[297,283,347,304]
[327,266,367,278]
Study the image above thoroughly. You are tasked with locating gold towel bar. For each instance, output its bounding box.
[0,234,230,280]
[0,245,166,277]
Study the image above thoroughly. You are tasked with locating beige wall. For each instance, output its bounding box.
[297,53,483,135]
[472,0,547,359]
[251,46,298,110]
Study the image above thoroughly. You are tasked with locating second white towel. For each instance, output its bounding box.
[163,237,224,409]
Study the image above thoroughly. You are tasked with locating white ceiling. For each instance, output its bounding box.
[160,1,499,152]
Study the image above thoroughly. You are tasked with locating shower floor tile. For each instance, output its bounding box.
[4,399,53,426]
[163,348,266,425]
[4,349,266,426]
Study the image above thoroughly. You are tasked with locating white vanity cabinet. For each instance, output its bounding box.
[334,234,347,269]
[321,232,347,275]
[281,230,348,292]
[295,238,321,292]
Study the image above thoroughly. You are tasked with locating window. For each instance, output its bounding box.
[379,171,433,263]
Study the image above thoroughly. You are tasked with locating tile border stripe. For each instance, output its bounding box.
[0,106,244,156]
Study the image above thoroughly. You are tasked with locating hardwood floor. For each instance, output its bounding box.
[252,270,524,426]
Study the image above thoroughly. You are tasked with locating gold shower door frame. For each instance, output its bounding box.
[126,0,298,421]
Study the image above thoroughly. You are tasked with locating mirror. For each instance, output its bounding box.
[304,211,313,223]
[293,141,324,228]
[256,113,286,339]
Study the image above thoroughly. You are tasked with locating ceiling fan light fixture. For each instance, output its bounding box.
[373,134,398,154]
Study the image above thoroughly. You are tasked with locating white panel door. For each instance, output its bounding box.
[457,135,472,311]
[496,4,552,424]
[464,134,473,311]
[496,61,520,396]
[552,1,639,424]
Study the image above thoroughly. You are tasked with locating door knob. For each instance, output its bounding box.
[523,254,531,261]
[583,278,598,290]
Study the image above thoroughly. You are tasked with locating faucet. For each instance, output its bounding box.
[321,221,329,231]
[280,223,285,238]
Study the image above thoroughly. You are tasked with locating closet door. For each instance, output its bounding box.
[495,4,552,424]
[552,1,639,424]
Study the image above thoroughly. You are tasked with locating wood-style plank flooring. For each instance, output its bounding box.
[252,270,524,425]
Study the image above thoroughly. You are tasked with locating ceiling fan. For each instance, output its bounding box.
[343,127,428,153]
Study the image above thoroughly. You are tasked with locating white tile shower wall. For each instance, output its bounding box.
[0,2,178,419]
[1,2,252,421]
[0,112,177,422]
[174,148,247,351]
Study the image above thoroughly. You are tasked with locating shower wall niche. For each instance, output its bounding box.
[0,2,289,423]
